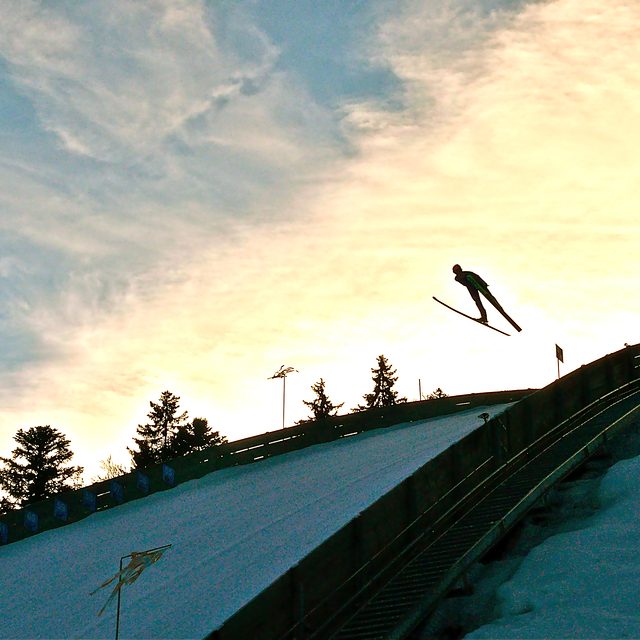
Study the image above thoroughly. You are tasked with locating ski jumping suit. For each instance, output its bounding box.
[454,270,500,323]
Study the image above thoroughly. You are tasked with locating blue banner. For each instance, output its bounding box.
[162,464,175,486]
[110,480,124,504]
[54,499,68,522]
[83,489,97,512]
[24,510,38,533]
[136,472,149,494]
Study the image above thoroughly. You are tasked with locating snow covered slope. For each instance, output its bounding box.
[0,404,511,640]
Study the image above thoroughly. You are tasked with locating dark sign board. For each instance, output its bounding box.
[82,489,97,512]
[54,499,68,522]
[162,464,175,486]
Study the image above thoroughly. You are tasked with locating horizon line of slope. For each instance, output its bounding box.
[0,389,533,547]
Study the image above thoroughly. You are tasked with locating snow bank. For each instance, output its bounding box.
[467,455,640,639]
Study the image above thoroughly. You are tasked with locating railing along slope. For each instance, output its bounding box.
[330,379,640,640]
[0,389,530,546]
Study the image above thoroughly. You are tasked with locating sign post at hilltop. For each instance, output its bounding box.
[556,344,564,379]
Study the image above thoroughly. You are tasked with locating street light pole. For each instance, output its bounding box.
[269,365,298,429]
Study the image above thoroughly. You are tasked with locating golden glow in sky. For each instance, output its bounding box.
[0,0,638,480]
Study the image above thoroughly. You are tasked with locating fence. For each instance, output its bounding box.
[0,389,532,546]
[210,343,640,640]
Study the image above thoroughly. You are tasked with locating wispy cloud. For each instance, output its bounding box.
[0,0,341,369]
[0,0,351,471]
[343,0,640,284]
[1,1,278,160]
[0,0,639,479]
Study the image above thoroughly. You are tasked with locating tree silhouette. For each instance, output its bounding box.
[355,354,407,411]
[92,456,129,482]
[299,378,344,422]
[426,387,448,400]
[0,426,83,506]
[168,418,227,457]
[0,495,12,516]
[128,391,188,468]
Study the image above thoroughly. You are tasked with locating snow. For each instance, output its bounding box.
[0,404,510,640]
[465,451,640,639]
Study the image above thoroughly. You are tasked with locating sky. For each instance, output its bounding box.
[0,0,639,481]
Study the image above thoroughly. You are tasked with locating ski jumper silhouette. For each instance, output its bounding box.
[452,264,489,322]
[452,264,522,332]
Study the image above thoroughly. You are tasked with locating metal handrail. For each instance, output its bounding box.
[286,456,496,640]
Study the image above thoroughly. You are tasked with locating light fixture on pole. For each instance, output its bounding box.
[268,365,298,429]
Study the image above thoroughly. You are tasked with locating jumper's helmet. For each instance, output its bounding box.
[452,264,462,273]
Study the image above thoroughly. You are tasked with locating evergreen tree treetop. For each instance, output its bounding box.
[128,390,189,468]
[299,378,344,422]
[0,425,83,507]
[128,392,227,468]
[355,354,407,411]
[169,417,227,457]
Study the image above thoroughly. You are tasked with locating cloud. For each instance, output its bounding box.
[344,0,640,272]
[0,0,340,240]
[0,1,275,161]
[0,0,343,375]
[1,0,640,481]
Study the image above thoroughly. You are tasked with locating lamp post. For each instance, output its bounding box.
[269,365,298,429]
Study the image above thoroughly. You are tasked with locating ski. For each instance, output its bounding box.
[481,292,522,332]
[465,275,522,332]
[432,297,510,336]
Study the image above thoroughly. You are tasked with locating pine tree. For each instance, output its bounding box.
[169,418,227,456]
[426,387,448,400]
[355,355,407,411]
[0,426,83,506]
[299,378,344,422]
[128,391,188,468]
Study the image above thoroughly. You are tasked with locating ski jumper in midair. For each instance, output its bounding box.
[451,264,522,332]
[433,265,522,334]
